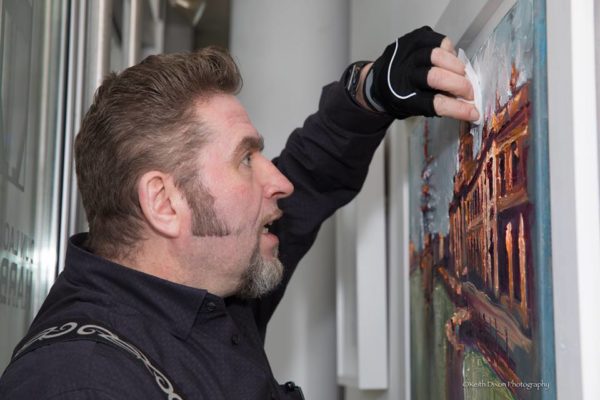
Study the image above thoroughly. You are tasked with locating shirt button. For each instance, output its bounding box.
[231,334,240,345]
[206,301,216,312]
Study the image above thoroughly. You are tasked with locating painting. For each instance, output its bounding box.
[408,0,555,399]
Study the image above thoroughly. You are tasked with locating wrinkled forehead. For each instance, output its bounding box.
[191,93,263,155]
[193,93,254,130]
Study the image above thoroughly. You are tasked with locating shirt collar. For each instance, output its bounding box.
[64,233,210,340]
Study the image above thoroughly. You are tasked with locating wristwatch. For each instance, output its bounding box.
[342,61,370,106]
[342,61,385,112]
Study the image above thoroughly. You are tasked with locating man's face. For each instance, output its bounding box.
[182,94,294,298]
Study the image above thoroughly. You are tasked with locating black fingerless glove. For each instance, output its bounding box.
[367,26,445,119]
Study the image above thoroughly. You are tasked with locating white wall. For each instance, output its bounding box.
[346,1,450,400]
[350,0,451,62]
[230,1,349,399]
[547,0,600,398]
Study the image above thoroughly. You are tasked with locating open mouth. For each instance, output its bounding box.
[261,210,283,234]
[262,222,273,234]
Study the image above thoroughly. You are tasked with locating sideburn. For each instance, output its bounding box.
[180,174,231,237]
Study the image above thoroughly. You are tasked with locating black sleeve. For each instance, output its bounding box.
[250,81,394,337]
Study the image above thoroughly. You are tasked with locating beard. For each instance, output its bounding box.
[181,173,284,298]
[236,244,284,299]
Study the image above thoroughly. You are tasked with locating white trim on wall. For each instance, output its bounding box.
[336,143,388,390]
[386,122,412,400]
[436,0,516,53]
[547,0,600,398]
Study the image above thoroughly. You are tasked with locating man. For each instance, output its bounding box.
[0,27,477,399]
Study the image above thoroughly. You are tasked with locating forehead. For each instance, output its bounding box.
[197,94,259,143]
[192,95,266,172]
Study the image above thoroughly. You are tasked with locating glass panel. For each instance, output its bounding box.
[111,0,125,71]
[0,0,67,370]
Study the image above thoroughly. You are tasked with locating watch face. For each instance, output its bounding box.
[345,63,363,99]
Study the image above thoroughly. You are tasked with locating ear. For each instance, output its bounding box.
[137,171,184,238]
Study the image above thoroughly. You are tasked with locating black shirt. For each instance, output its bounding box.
[0,82,392,399]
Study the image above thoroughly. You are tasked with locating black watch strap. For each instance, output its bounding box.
[363,67,386,112]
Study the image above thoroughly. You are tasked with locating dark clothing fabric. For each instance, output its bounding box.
[0,81,392,399]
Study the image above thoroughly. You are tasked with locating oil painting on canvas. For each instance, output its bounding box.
[408,0,555,398]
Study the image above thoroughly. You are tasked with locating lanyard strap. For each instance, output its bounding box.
[12,319,185,400]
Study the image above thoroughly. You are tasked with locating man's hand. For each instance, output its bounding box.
[363,26,479,122]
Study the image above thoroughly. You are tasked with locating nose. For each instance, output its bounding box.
[258,156,294,200]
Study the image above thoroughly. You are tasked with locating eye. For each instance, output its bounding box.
[241,152,252,167]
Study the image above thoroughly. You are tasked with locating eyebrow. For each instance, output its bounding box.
[234,135,265,157]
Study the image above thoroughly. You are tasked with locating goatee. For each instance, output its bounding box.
[237,246,284,298]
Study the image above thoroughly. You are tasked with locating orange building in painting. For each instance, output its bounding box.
[409,67,538,392]
[448,68,532,332]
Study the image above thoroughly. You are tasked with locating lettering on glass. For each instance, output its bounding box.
[0,222,34,310]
